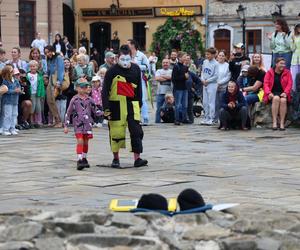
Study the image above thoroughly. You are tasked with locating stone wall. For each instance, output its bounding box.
[0,208,300,250]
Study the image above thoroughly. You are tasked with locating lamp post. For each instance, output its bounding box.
[236,4,246,51]
[110,0,120,16]
[271,4,283,22]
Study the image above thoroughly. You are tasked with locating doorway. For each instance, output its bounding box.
[214,29,231,55]
[63,3,75,45]
[90,22,111,64]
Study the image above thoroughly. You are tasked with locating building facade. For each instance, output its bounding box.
[74,0,206,56]
[208,0,300,56]
[0,0,74,58]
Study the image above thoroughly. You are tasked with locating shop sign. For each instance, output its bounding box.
[81,8,154,18]
[155,6,203,17]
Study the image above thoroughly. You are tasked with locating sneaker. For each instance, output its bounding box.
[134,158,148,168]
[10,130,18,135]
[200,119,209,125]
[111,159,120,168]
[77,160,85,171]
[82,158,90,168]
[174,121,181,126]
[141,119,149,126]
[3,131,12,136]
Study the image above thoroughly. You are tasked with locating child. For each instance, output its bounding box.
[200,47,218,125]
[73,54,93,83]
[27,60,45,127]
[160,94,175,123]
[1,65,21,135]
[64,78,102,170]
[91,75,103,127]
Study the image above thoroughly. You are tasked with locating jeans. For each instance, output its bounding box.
[215,89,226,121]
[3,104,18,132]
[220,106,248,128]
[203,83,218,122]
[155,94,165,123]
[187,91,194,123]
[0,96,3,129]
[245,94,259,105]
[273,52,292,70]
[291,64,300,91]
[141,79,149,122]
[174,90,188,122]
[56,99,67,123]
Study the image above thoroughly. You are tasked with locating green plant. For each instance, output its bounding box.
[150,17,204,66]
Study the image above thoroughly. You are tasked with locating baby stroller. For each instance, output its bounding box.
[192,88,203,118]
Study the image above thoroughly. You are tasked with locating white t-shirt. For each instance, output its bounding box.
[31,39,47,55]
[55,43,62,53]
[28,73,38,95]
[155,68,173,95]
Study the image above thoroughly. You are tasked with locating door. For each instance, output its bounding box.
[90,22,111,64]
[214,29,231,55]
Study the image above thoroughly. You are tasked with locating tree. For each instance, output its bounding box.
[151,17,204,63]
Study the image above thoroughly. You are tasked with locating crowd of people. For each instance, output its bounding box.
[0,17,300,140]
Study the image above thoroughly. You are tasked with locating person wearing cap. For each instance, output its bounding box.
[64,78,102,170]
[0,48,6,70]
[100,52,115,70]
[91,74,104,127]
[237,65,250,90]
[102,44,148,168]
[1,65,21,135]
[229,43,250,81]
[291,23,300,91]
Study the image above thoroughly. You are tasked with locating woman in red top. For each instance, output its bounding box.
[263,57,292,130]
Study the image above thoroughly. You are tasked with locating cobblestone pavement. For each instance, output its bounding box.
[0,122,300,213]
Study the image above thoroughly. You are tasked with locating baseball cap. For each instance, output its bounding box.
[13,68,20,75]
[241,65,250,72]
[76,78,90,88]
[92,75,101,82]
[234,43,245,49]
[105,51,115,59]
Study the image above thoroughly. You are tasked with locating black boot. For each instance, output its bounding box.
[77,160,85,171]
[134,158,148,168]
[82,158,90,168]
[111,159,120,168]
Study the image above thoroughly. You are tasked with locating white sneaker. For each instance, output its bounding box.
[96,123,103,128]
[3,131,12,136]
[10,130,18,135]
[200,119,208,125]
[206,120,213,126]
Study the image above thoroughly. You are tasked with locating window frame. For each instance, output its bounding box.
[246,29,262,54]
[133,22,146,51]
[19,0,36,48]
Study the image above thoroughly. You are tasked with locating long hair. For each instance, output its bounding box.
[64,58,73,79]
[29,47,41,61]
[294,23,300,36]
[276,18,290,34]
[1,65,13,81]
[251,53,265,71]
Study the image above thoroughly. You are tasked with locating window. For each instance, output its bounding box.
[133,22,146,51]
[214,29,231,54]
[246,30,262,54]
[19,0,35,47]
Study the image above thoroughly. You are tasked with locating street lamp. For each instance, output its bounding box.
[271,4,283,22]
[236,4,247,52]
[110,0,120,16]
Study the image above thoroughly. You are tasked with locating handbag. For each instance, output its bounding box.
[257,88,264,102]
[52,72,70,98]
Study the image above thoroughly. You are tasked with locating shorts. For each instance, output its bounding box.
[75,133,93,140]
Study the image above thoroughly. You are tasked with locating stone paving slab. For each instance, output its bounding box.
[0,122,300,213]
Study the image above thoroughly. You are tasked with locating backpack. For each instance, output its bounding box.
[274,30,291,38]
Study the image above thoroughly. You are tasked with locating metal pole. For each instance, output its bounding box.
[242,18,246,53]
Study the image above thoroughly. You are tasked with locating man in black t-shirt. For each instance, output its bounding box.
[229,43,250,81]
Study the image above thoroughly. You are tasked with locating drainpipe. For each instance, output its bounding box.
[48,0,52,44]
[205,0,209,49]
